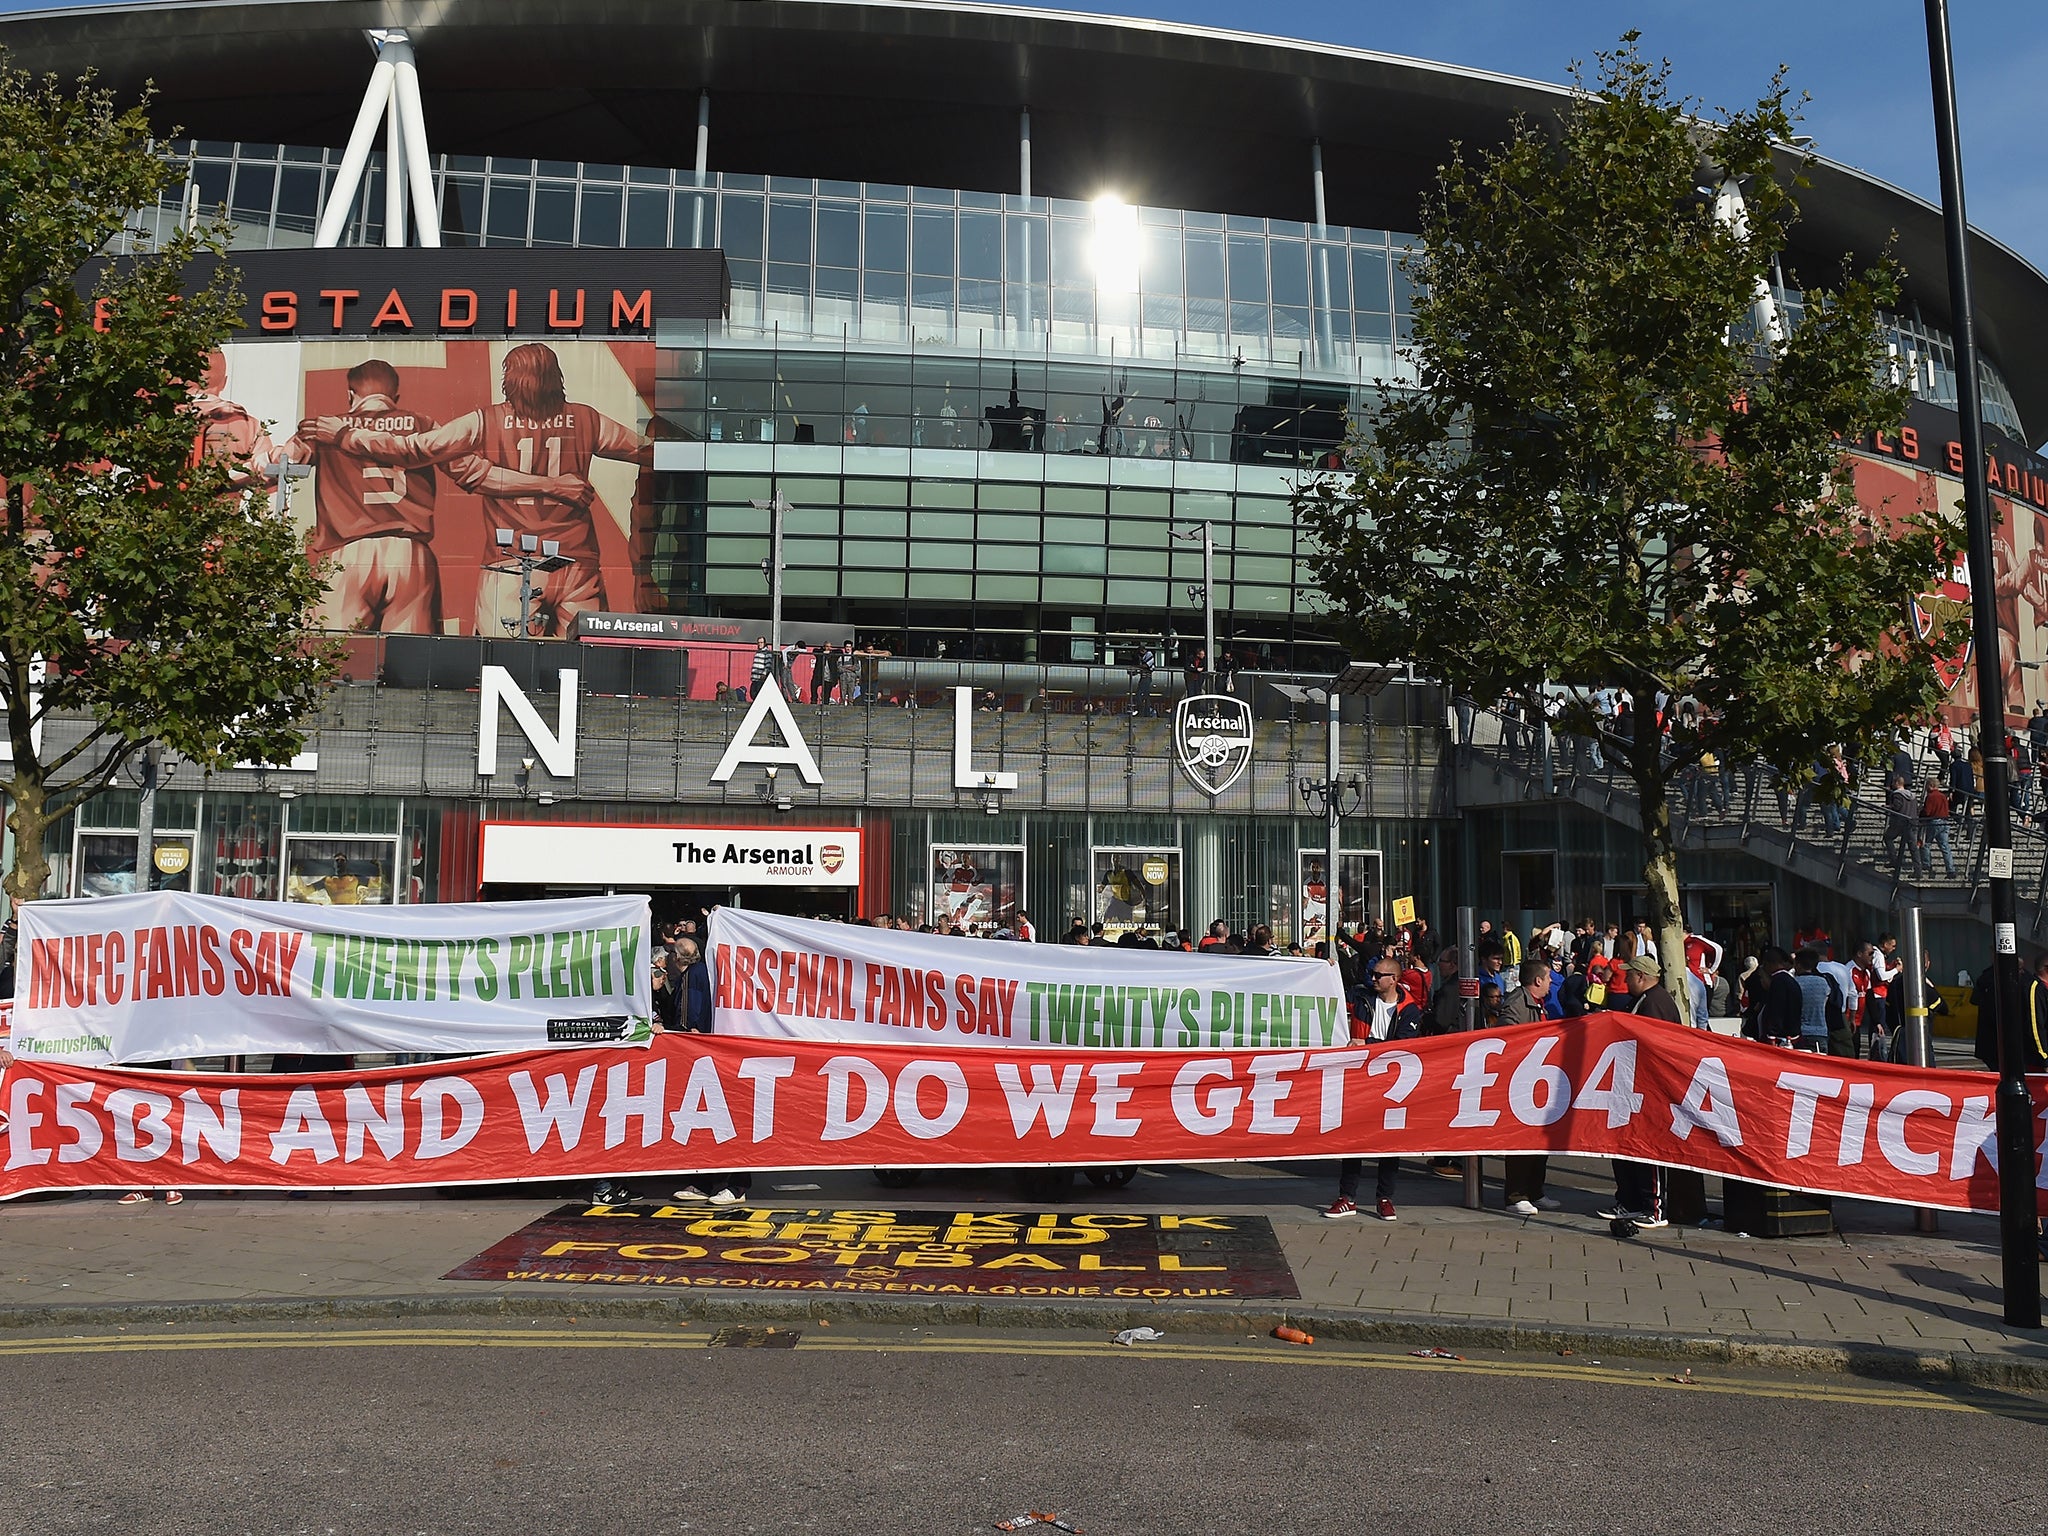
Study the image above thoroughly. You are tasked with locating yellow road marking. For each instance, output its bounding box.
[0,1326,2037,1419]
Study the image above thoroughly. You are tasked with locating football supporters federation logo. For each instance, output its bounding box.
[1174,694,1254,796]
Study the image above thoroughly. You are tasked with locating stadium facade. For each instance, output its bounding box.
[5,0,2047,964]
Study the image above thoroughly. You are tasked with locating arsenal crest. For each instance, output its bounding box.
[1912,552,1972,692]
[820,844,845,874]
[1174,694,1254,796]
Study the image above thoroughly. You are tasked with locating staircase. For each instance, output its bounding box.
[1452,710,2048,939]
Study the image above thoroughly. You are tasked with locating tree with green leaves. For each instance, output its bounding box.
[1299,37,1954,996]
[0,64,336,906]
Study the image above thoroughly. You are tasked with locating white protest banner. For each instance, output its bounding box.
[708,907,1349,1050]
[12,891,653,1065]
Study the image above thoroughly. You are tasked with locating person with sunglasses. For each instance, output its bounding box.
[1324,961,1421,1221]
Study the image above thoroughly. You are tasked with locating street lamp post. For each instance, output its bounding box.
[488,529,573,638]
[752,496,789,654]
[1923,0,2039,1330]
[1172,521,1215,688]
[1298,662,1398,955]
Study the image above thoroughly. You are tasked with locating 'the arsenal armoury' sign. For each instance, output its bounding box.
[1174,694,1254,796]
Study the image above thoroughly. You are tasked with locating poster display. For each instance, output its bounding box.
[8,890,653,1066]
[210,335,658,640]
[283,837,397,905]
[74,834,197,899]
[5,1016,2042,1218]
[930,846,1023,936]
[1092,848,1181,941]
[708,907,1348,1051]
[1297,850,1384,945]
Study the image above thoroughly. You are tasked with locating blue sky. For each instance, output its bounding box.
[983,0,2048,273]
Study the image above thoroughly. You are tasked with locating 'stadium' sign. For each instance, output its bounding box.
[1173,694,1254,796]
[10,890,654,1065]
[446,1204,1300,1301]
[85,248,730,340]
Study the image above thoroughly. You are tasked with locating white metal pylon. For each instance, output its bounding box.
[314,28,440,248]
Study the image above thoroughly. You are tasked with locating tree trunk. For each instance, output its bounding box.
[1638,783,1691,1013]
[1629,687,1691,1013]
[3,775,51,909]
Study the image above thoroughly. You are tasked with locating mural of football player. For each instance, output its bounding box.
[277,358,590,636]
[191,348,280,493]
[300,341,647,637]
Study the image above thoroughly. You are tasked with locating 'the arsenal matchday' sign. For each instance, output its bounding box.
[709,908,1349,1050]
[2,1019,2041,1214]
[481,825,861,889]
[10,891,654,1065]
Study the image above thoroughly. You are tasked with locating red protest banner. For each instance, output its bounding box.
[2,1015,2042,1214]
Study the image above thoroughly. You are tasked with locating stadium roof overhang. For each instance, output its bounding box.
[8,0,2047,435]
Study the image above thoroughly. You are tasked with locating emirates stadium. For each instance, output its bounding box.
[5,0,2047,980]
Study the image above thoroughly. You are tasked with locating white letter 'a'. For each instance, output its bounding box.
[478,666,578,778]
[711,674,823,784]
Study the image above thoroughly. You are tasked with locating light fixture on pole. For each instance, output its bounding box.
[487,529,573,639]
[1171,521,1217,688]
[1296,663,1397,953]
[751,496,790,654]
[756,762,791,813]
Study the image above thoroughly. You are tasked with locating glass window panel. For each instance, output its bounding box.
[1044,517,1105,545]
[1107,579,1167,608]
[845,478,909,508]
[629,164,669,184]
[491,157,535,177]
[979,512,1040,541]
[786,537,838,567]
[1044,544,1107,575]
[719,194,764,260]
[1109,549,1169,577]
[843,536,906,569]
[1227,214,1266,235]
[532,184,575,246]
[864,205,907,270]
[1351,248,1391,312]
[625,188,668,247]
[1044,486,1105,515]
[816,266,858,302]
[911,513,973,543]
[1227,237,1269,303]
[768,198,812,264]
[862,269,907,304]
[230,162,275,221]
[978,482,1039,510]
[537,159,579,178]
[582,162,625,183]
[578,185,622,247]
[1230,302,1270,336]
[845,510,907,539]
[913,479,974,507]
[767,262,810,297]
[485,181,530,244]
[1274,305,1311,341]
[673,191,710,246]
[1313,243,1349,312]
[815,202,859,269]
[1042,577,1104,605]
[1142,227,1183,294]
[977,574,1038,602]
[1185,235,1226,301]
[275,167,321,237]
[1006,215,1048,282]
[976,543,1037,572]
[912,275,954,310]
[1269,240,1309,309]
[912,209,955,275]
[1049,219,1090,287]
[191,160,230,214]
[958,213,1001,281]
[910,570,972,600]
[1393,259,1421,314]
[844,568,906,599]
[1356,310,1394,343]
[911,185,955,206]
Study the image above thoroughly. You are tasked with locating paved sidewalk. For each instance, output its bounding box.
[5,1157,2046,1386]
